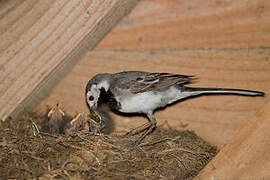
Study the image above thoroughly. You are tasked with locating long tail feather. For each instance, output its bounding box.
[183,87,264,96]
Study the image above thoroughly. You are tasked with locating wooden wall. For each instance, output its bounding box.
[1,0,269,178]
[36,0,270,148]
[0,0,137,120]
[97,0,270,50]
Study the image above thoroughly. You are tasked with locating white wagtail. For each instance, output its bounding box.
[85,71,264,144]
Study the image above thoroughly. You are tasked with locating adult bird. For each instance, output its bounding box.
[85,71,264,144]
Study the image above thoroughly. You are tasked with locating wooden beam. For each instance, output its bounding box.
[0,0,138,120]
[196,101,270,180]
[35,48,269,147]
[96,0,270,50]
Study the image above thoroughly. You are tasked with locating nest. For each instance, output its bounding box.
[0,111,218,179]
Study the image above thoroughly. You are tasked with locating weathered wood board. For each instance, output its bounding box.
[197,101,270,180]
[1,0,269,178]
[0,0,137,121]
[97,0,270,50]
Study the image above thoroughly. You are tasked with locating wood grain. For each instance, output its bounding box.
[0,0,137,120]
[96,0,270,50]
[36,48,269,147]
[197,101,270,180]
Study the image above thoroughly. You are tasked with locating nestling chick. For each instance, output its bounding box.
[64,109,111,135]
[47,104,66,135]
[65,112,88,135]
[87,109,106,134]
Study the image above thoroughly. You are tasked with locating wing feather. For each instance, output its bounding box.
[130,72,194,93]
[110,71,195,94]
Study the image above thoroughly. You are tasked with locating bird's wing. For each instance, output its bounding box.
[112,72,195,94]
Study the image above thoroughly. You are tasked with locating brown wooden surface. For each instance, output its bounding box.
[96,0,270,50]
[2,0,269,178]
[36,49,269,147]
[0,0,137,121]
[196,101,270,180]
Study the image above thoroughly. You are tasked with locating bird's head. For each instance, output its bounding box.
[85,73,111,109]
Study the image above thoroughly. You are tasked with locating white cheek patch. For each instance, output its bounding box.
[91,84,97,93]
[87,81,109,107]
[86,91,93,106]
[97,81,109,91]
[87,85,100,106]
[86,91,92,100]
[92,87,100,99]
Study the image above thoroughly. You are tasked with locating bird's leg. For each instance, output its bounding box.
[133,112,157,145]
[124,120,152,137]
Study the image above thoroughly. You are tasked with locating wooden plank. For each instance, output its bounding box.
[196,101,270,180]
[96,0,270,50]
[0,0,138,120]
[35,48,269,147]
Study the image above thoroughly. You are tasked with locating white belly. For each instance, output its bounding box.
[117,86,192,114]
[119,92,163,113]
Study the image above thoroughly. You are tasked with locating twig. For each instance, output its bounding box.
[31,120,40,137]
[76,133,95,146]
[61,143,101,166]
[88,151,101,166]
[62,169,71,178]
[21,151,45,161]
[39,132,59,138]
[172,154,188,170]
[158,148,197,155]
[59,142,86,151]
[98,140,122,150]
[140,138,171,147]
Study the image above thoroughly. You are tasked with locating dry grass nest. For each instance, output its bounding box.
[0,111,218,179]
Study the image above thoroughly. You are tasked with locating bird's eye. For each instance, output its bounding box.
[88,96,94,101]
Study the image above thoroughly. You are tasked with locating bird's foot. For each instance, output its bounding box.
[123,130,140,137]
[125,124,156,147]
[123,122,151,137]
